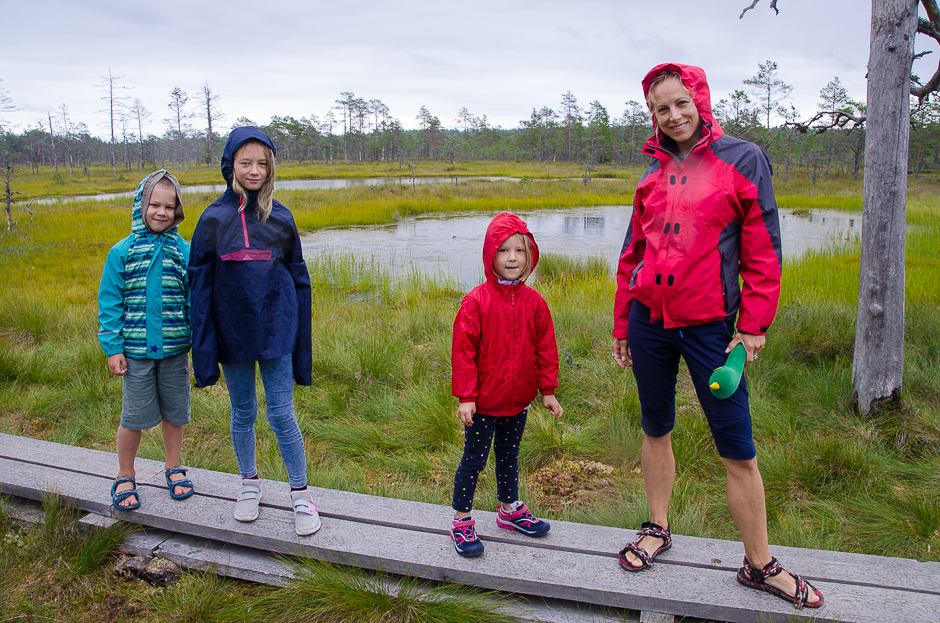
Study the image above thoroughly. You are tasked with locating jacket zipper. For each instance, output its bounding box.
[509,287,516,409]
[239,196,250,248]
[647,127,712,170]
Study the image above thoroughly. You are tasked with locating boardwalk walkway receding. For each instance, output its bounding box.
[1,432,938,623]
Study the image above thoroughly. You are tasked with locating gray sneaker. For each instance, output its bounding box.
[291,489,321,536]
[234,479,261,522]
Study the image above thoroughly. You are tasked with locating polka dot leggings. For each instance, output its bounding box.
[451,409,527,513]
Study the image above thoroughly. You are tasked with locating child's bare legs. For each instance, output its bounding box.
[116,425,143,507]
[162,421,190,497]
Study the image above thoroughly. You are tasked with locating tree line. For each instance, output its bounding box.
[2,63,940,178]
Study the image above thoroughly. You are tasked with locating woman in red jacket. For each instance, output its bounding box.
[612,64,823,609]
[449,212,563,557]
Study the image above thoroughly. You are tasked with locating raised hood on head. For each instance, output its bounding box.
[641,63,723,145]
[482,212,539,286]
[220,126,278,188]
[132,169,184,236]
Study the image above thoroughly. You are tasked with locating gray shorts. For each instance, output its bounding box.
[121,353,191,430]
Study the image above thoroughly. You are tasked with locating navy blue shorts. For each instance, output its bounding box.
[628,302,756,460]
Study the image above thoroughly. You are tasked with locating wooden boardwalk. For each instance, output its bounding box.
[1,432,939,623]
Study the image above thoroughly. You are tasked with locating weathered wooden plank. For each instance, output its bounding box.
[77,514,174,556]
[163,466,940,596]
[0,456,820,622]
[3,436,940,623]
[4,434,938,590]
[119,529,175,557]
[157,532,296,586]
[0,432,166,484]
[4,435,940,599]
[1,495,45,524]
[155,532,642,623]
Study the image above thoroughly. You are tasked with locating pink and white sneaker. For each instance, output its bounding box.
[450,516,484,557]
[497,501,550,536]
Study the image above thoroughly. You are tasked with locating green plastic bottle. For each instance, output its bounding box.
[709,343,746,399]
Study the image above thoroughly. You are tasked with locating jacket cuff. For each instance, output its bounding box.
[540,389,555,396]
[103,346,124,357]
[458,397,476,403]
[736,320,768,336]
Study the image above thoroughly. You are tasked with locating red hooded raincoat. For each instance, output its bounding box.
[452,213,559,417]
[613,64,783,341]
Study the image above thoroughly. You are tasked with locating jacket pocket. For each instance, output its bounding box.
[630,259,644,289]
[220,249,272,261]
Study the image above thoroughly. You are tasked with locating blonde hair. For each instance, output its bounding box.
[500,233,534,281]
[154,177,180,206]
[231,139,276,223]
[646,70,689,110]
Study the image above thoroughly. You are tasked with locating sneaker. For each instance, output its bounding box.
[497,501,550,536]
[291,489,322,536]
[450,517,484,557]
[234,479,261,522]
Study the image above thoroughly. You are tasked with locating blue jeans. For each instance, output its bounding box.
[221,354,308,488]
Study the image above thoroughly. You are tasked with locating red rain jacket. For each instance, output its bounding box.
[614,63,782,340]
[452,212,559,417]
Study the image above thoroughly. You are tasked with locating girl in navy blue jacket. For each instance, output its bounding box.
[188,127,318,536]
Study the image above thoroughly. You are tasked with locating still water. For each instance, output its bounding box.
[301,205,861,290]
[36,176,513,204]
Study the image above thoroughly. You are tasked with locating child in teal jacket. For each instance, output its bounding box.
[97,170,194,510]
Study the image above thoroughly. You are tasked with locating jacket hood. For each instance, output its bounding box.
[482,212,539,287]
[642,63,724,147]
[132,169,184,236]
[220,126,277,188]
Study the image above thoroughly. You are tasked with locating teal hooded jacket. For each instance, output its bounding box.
[97,170,191,359]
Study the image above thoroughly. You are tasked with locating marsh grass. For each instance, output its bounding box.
[1,174,940,620]
[229,557,512,623]
[12,160,639,200]
[145,569,235,623]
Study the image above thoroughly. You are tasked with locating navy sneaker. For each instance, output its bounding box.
[450,517,484,557]
[496,501,550,536]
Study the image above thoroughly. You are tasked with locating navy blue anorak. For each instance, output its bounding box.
[188,127,312,388]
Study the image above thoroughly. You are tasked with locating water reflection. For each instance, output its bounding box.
[35,176,515,204]
[778,209,860,252]
[302,206,860,291]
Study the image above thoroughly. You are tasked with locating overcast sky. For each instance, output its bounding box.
[0,1,931,139]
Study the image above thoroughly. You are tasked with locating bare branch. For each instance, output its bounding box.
[740,0,778,19]
[913,0,940,98]
[786,110,865,135]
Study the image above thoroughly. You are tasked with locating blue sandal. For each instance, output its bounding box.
[165,466,194,500]
[111,476,140,510]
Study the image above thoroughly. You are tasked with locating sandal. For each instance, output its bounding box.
[618,521,672,571]
[736,557,824,609]
[111,476,140,510]
[165,466,194,500]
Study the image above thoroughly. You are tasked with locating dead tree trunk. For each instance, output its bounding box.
[852,0,917,413]
[5,164,15,230]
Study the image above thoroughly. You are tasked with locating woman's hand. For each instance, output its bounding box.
[726,332,765,366]
[457,401,476,427]
[612,339,632,369]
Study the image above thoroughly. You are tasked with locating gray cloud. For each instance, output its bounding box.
[0,0,875,137]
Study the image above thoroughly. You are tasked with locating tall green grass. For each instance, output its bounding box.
[228,558,511,623]
[0,495,521,622]
[12,160,637,200]
[1,176,939,573]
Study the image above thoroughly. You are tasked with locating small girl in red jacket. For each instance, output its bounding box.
[449,212,563,557]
